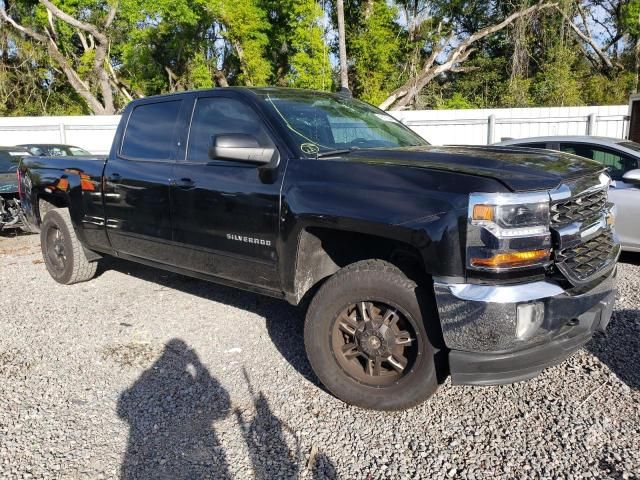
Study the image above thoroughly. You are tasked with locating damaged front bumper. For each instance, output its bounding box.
[433,267,617,385]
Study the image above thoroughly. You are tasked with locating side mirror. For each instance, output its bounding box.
[209,134,279,167]
[622,168,640,185]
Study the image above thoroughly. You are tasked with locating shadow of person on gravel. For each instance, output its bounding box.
[587,309,640,390]
[117,339,232,479]
[97,257,319,387]
[312,452,338,480]
[235,367,302,479]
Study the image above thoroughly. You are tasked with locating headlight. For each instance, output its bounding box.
[472,202,549,237]
[467,192,552,272]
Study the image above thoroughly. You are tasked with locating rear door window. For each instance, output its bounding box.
[121,100,182,160]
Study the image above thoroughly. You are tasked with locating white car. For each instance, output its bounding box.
[494,136,640,252]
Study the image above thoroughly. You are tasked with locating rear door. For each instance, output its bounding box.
[169,92,285,290]
[103,98,186,263]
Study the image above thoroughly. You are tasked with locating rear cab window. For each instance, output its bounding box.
[120,100,183,160]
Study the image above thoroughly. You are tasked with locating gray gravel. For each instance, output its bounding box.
[1,232,639,479]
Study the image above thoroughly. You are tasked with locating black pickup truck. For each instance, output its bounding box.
[19,88,619,410]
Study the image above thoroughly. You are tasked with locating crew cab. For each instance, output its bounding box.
[18,88,619,410]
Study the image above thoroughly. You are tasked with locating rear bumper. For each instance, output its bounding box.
[434,267,617,385]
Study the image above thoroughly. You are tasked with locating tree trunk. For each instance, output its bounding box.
[336,0,348,90]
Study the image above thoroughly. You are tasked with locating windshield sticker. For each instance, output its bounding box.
[301,143,320,155]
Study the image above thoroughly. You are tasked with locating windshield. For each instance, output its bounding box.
[257,90,428,155]
[0,150,26,173]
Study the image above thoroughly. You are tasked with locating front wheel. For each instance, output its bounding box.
[40,208,97,285]
[304,260,438,410]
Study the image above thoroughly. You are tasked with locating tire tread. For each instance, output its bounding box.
[41,208,97,284]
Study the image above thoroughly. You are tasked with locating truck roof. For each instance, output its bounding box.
[132,87,341,103]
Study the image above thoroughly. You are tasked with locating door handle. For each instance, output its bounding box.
[109,173,121,181]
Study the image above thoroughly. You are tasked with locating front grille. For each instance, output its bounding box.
[550,189,607,226]
[556,230,615,283]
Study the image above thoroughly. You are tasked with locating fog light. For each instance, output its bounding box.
[516,302,544,340]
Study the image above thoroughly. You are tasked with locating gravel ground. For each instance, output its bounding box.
[1,232,639,480]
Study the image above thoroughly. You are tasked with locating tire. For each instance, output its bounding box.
[304,259,438,411]
[40,208,97,285]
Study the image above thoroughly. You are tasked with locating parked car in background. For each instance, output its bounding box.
[19,144,92,157]
[0,146,29,231]
[495,136,640,252]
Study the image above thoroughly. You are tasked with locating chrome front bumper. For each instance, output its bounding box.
[434,268,617,385]
[434,267,617,355]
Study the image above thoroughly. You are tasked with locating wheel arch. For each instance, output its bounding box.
[287,226,430,305]
[37,191,70,226]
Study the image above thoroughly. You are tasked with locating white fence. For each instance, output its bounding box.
[0,115,120,155]
[0,105,629,154]
[391,105,629,145]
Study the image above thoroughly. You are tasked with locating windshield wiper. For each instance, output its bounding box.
[316,147,360,158]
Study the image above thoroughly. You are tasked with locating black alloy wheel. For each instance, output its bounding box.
[331,301,420,386]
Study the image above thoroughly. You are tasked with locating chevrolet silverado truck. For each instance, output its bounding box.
[18,88,619,410]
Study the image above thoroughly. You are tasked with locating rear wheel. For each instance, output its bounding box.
[304,260,438,410]
[40,208,97,284]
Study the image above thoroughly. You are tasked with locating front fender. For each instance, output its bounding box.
[277,158,505,301]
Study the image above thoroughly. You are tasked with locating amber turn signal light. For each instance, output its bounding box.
[471,249,549,269]
[472,204,494,222]
[57,178,69,191]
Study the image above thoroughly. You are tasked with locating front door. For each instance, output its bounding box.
[170,93,285,290]
[103,98,184,263]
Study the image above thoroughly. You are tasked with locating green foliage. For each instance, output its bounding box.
[622,0,640,37]
[347,0,405,105]
[284,0,332,89]
[217,0,272,85]
[1,0,639,116]
[531,45,583,107]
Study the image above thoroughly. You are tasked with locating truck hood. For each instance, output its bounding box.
[338,145,603,192]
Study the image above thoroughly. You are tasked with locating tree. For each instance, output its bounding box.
[336,0,348,90]
[344,0,406,105]
[1,0,124,114]
[1,0,638,116]
[0,28,86,115]
[379,2,557,110]
[622,0,640,91]
[261,0,331,89]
